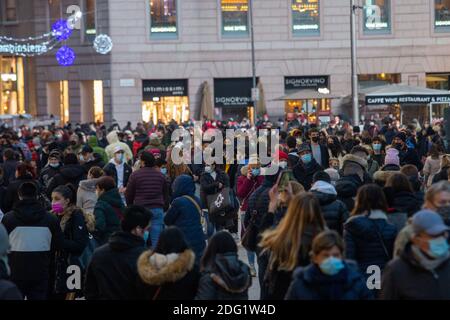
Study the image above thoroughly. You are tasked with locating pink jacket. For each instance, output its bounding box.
[237,175,264,212]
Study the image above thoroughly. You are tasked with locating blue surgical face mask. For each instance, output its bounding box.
[143,230,150,245]
[160,168,167,176]
[428,237,449,258]
[301,153,312,164]
[319,257,345,276]
[251,168,260,177]
[373,143,382,151]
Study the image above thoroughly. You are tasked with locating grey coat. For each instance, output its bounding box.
[76,179,100,214]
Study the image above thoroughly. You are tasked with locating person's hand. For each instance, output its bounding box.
[268,185,279,213]
[218,182,223,189]
[119,187,126,194]
[193,175,199,182]
[247,170,253,180]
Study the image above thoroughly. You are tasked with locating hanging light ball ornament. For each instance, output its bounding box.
[93,34,113,54]
[56,46,76,66]
[52,19,73,41]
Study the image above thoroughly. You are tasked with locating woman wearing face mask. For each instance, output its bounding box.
[93,176,125,245]
[237,160,265,276]
[200,162,230,231]
[292,143,323,191]
[259,193,326,300]
[39,150,62,190]
[51,185,92,299]
[371,136,386,167]
[285,230,373,300]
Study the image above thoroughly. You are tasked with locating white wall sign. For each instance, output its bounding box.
[120,79,135,87]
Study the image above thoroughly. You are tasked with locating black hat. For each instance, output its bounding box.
[81,145,94,154]
[48,150,61,160]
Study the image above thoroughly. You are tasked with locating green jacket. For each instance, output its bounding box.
[88,136,109,164]
[93,188,125,245]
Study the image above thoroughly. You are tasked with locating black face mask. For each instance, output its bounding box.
[394,143,403,151]
[311,137,319,143]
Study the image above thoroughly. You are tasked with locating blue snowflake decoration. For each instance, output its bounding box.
[52,19,73,41]
[56,46,76,66]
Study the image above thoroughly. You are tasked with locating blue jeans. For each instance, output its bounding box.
[149,208,164,249]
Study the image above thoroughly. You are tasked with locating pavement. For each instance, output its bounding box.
[237,240,260,300]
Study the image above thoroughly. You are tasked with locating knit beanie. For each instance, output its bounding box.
[384,147,400,166]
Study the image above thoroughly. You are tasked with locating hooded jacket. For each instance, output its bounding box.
[164,175,206,262]
[310,181,349,235]
[76,178,100,214]
[2,199,64,282]
[88,136,108,163]
[93,188,125,245]
[138,249,200,300]
[380,242,450,300]
[46,164,86,197]
[104,131,133,162]
[344,210,398,274]
[195,253,251,300]
[84,232,147,300]
[285,261,373,300]
[335,174,362,212]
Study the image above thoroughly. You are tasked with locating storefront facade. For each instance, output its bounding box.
[105,0,450,125]
[214,78,254,120]
[142,79,189,123]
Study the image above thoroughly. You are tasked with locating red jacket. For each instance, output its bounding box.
[237,175,264,212]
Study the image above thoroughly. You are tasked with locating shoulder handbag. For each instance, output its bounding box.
[183,195,211,238]
[367,215,390,259]
[206,187,233,216]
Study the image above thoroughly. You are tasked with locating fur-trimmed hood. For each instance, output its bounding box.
[342,154,368,170]
[373,170,397,185]
[137,249,195,286]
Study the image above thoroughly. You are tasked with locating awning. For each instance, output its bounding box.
[363,84,450,105]
[273,89,341,101]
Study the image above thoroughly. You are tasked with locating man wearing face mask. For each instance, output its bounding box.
[39,150,62,189]
[381,210,450,299]
[392,132,423,171]
[79,145,105,173]
[293,143,323,191]
[103,146,132,204]
[85,205,152,300]
[308,128,329,169]
[2,182,64,300]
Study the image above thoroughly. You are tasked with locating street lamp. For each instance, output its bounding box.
[249,0,258,122]
[351,0,363,126]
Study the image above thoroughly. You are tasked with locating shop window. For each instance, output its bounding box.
[149,0,178,39]
[291,0,320,36]
[221,0,249,37]
[142,96,189,124]
[94,80,103,122]
[363,0,391,35]
[84,0,97,42]
[0,56,24,115]
[1,0,17,23]
[427,73,450,90]
[46,81,69,124]
[435,0,450,31]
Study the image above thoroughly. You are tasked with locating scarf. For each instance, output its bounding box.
[411,245,450,273]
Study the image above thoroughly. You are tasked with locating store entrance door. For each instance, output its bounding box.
[47,81,69,124]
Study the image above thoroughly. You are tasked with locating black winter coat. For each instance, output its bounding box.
[0,159,18,186]
[138,249,200,300]
[82,154,105,174]
[2,199,64,283]
[344,213,398,274]
[84,232,147,300]
[432,166,450,184]
[199,169,230,210]
[335,174,363,212]
[285,261,373,300]
[46,164,86,196]
[2,175,38,213]
[380,243,450,300]
[39,165,60,189]
[384,188,422,217]
[195,253,251,300]
[311,191,349,235]
[292,159,323,191]
[103,161,132,188]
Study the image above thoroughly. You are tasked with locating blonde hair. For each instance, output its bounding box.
[441,154,450,169]
[259,193,326,271]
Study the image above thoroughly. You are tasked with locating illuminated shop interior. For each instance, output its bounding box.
[142,96,189,124]
[221,0,249,34]
[291,0,320,33]
[0,56,24,115]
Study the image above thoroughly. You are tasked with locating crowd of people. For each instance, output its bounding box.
[0,115,449,300]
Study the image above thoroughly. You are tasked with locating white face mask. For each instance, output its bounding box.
[204,166,213,173]
[279,161,288,169]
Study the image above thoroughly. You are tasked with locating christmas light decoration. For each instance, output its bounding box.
[56,46,76,66]
[93,34,113,54]
[52,19,73,42]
